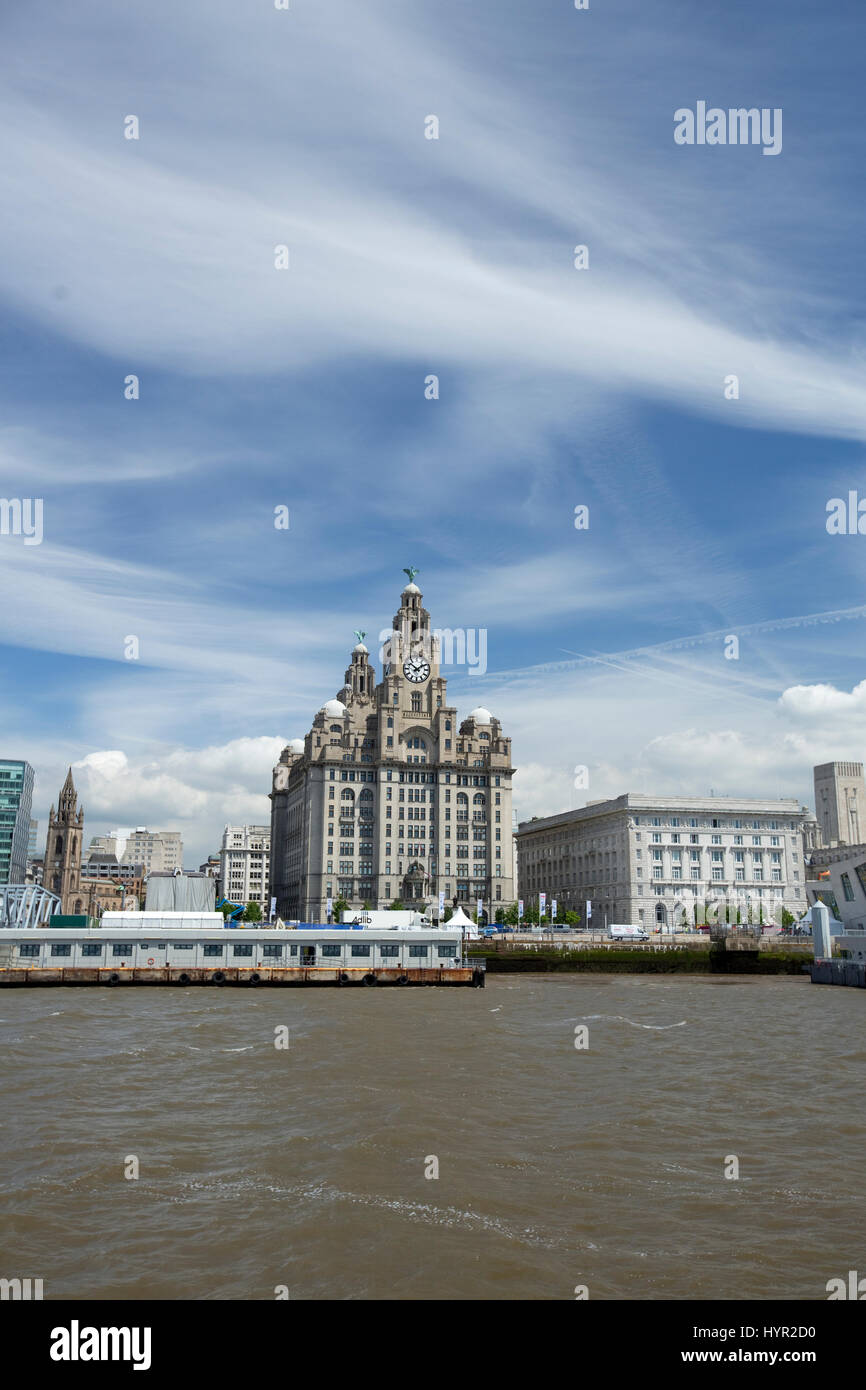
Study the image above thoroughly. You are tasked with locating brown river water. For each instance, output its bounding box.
[1,974,863,1300]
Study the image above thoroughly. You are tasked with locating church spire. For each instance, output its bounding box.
[59,767,77,813]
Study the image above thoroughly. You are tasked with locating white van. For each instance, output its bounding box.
[608,924,649,941]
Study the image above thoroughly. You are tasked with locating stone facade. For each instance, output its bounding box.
[269,578,515,921]
[813,761,866,847]
[517,794,811,928]
[43,769,84,912]
[220,825,270,914]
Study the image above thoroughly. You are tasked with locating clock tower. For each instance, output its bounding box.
[269,571,515,920]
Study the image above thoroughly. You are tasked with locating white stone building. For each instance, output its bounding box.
[269,576,515,921]
[516,794,811,929]
[813,761,866,847]
[219,825,270,914]
[89,828,183,874]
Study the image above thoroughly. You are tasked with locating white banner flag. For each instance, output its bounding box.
[539,891,547,918]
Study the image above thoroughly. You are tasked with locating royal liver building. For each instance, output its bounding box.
[269,574,515,921]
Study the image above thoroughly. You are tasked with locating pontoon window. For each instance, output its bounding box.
[409,945,428,958]
[322,945,342,957]
[379,945,399,957]
[19,943,40,958]
[233,944,253,957]
[112,944,127,956]
[82,944,102,956]
[203,944,223,956]
[263,944,283,957]
[52,944,72,957]
[351,945,371,957]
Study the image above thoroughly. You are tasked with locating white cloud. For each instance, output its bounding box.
[64,738,287,864]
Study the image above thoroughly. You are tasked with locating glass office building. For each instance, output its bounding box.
[0,760,36,884]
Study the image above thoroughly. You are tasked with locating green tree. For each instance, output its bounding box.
[444,905,454,922]
[781,908,796,928]
[494,907,506,923]
[332,896,349,921]
[389,899,404,911]
[503,902,520,926]
[564,910,580,926]
[243,901,262,922]
[362,900,372,910]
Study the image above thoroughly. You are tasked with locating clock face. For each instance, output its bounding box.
[403,656,430,683]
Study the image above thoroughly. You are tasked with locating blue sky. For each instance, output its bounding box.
[2,0,866,864]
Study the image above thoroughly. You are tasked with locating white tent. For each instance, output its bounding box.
[796,904,844,933]
[447,905,479,939]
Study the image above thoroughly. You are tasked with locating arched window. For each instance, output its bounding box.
[457,793,468,805]
[473,793,485,805]
[330,724,343,734]
[341,789,354,802]
[359,789,373,802]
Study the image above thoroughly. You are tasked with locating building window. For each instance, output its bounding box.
[842,872,856,902]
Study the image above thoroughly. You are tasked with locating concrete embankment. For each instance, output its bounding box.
[468,947,810,975]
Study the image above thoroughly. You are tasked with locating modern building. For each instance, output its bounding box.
[269,574,515,921]
[516,794,811,929]
[219,825,270,913]
[0,760,35,885]
[813,761,866,847]
[88,828,183,873]
[804,840,866,930]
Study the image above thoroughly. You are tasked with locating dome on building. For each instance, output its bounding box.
[468,706,492,724]
[288,738,305,754]
[402,582,421,595]
[320,698,347,718]
[352,641,368,654]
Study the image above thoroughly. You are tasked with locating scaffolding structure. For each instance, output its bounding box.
[0,884,63,928]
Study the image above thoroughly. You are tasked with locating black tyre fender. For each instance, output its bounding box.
[178,972,191,985]
[213,971,226,984]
